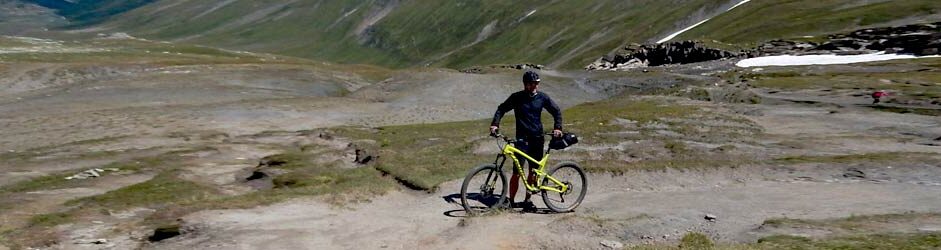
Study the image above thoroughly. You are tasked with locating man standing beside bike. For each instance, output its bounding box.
[490,70,563,212]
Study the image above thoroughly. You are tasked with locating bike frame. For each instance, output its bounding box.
[493,141,569,194]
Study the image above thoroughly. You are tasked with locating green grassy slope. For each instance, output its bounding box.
[678,0,941,46]
[91,0,736,69]
[28,0,941,69]
[433,0,733,69]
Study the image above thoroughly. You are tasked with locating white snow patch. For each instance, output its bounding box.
[736,52,941,67]
[192,0,238,20]
[524,10,537,18]
[327,7,360,30]
[657,18,711,44]
[727,0,751,11]
[657,0,751,44]
[342,8,359,18]
[355,2,398,36]
[475,20,498,43]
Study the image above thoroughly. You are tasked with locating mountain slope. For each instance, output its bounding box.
[12,0,941,69]
[24,0,156,26]
[677,0,941,46]
[79,0,742,69]
[0,2,64,35]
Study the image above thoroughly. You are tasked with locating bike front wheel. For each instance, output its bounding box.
[460,164,508,215]
[541,162,587,213]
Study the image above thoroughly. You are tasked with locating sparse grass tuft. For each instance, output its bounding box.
[761,213,941,234]
[66,171,216,209]
[259,152,312,170]
[0,172,76,194]
[743,65,941,107]
[564,96,695,144]
[27,212,73,227]
[0,147,214,194]
[869,106,941,116]
[145,166,397,226]
[680,232,715,249]
[585,155,759,173]
[334,120,482,191]
[773,152,939,165]
[756,233,941,249]
[664,140,689,155]
[755,213,941,249]
[630,233,756,249]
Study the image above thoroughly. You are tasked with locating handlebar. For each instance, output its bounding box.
[490,132,513,143]
[490,130,560,142]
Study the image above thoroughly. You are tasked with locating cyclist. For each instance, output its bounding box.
[490,70,563,212]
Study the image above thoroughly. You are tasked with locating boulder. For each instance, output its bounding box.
[705,214,717,221]
[843,168,866,179]
[354,148,374,164]
[148,224,182,242]
[245,170,268,181]
[600,240,623,249]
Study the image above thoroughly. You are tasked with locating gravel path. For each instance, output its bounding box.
[151,167,941,249]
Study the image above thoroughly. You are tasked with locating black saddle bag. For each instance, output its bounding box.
[548,133,578,150]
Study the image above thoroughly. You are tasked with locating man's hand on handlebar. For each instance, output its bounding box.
[490,126,562,137]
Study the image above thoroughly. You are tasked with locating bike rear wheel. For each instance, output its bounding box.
[541,162,587,213]
[460,164,508,215]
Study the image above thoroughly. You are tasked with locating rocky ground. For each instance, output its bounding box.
[0,37,940,250]
[146,98,941,250]
[586,22,941,71]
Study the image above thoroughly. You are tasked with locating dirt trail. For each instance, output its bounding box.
[151,165,941,249]
[3,56,940,249]
[150,100,941,249]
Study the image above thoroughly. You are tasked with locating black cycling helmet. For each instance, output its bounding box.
[523,71,540,83]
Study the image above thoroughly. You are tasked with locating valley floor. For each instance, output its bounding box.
[1,44,939,249]
[148,102,941,250]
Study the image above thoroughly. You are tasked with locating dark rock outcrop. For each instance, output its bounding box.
[753,40,818,56]
[755,22,941,57]
[586,41,738,70]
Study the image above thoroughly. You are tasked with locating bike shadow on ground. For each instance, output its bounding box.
[441,193,560,217]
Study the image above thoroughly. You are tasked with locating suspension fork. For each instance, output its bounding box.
[485,154,507,188]
[493,154,507,168]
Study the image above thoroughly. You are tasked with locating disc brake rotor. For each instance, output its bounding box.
[479,184,492,196]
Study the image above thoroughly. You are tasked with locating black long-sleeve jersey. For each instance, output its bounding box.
[491,90,562,138]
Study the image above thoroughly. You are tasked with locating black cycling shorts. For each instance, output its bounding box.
[514,136,544,171]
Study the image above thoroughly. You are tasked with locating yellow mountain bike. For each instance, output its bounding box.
[460,132,587,215]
